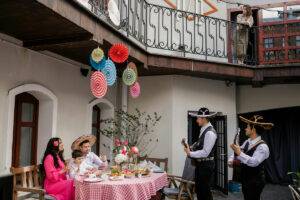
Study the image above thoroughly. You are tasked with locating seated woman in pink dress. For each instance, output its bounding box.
[41,138,74,200]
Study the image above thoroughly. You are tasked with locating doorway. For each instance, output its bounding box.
[12,92,39,167]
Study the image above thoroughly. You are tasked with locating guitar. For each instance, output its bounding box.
[181,138,189,149]
[232,128,241,166]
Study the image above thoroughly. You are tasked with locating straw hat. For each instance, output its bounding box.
[71,135,96,150]
[239,115,274,130]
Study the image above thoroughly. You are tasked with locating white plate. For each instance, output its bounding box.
[109,176,124,181]
[83,177,104,182]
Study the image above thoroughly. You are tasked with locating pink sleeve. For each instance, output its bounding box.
[44,155,61,182]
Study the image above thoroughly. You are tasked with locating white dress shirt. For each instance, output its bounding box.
[68,159,93,179]
[229,136,269,167]
[189,122,217,159]
[82,152,106,169]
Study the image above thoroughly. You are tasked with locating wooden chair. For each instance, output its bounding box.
[10,165,55,200]
[162,175,195,200]
[138,156,169,172]
[289,185,300,200]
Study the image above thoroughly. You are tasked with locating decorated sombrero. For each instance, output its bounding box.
[239,115,274,130]
[189,107,217,118]
[71,135,97,150]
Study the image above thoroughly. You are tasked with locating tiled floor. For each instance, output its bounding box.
[25,184,293,200]
[213,184,293,200]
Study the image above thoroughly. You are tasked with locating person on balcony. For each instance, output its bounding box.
[184,107,217,200]
[228,115,273,200]
[71,135,108,174]
[236,5,254,64]
[41,138,75,200]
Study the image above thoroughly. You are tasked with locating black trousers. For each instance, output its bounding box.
[242,179,265,200]
[195,161,214,200]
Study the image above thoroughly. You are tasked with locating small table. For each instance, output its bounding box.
[75,173,168,200]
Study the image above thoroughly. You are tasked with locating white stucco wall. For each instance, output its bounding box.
[0,39,117,173]
[128,75,237,179]
[237,84,300,114]
[127,76,174,168]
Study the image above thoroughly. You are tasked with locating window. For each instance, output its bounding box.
[288,23,300,33]
[287,5,300,20]
[264,38,273,48]
[264,50,285,61]
[91,105,101,155]
[12,93,39,167]
[288,36,300,46]
[288,49,300,60]
[263,25,284,35]
[264,37,284,48]
[262,7,284,22]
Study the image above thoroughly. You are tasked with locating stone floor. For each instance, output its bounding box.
[25,184,293,200]
[213,184,293,200]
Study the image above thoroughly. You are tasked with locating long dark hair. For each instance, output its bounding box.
[40,138,65,177]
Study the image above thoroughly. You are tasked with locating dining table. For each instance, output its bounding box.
[75,172,168,200]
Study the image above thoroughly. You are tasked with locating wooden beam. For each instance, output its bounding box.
[147,55,254,78]
[23,33,93,50]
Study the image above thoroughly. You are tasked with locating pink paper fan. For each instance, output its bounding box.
[90,71,108,98]
[130,82,140,98]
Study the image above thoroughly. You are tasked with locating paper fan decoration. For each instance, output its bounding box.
[127,62,138,77]
[122,67,137,86]
[130,82,140,98]
[109,43,129,63]
[102,59,117,86]
[108,0,120,26]
[90,56,106,71]
[91,47,104,63]
[90,71,108,98]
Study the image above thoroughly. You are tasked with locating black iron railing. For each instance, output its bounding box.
[74,0,300,66]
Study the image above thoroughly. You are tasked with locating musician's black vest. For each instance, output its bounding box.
[192,126,217,158]
[240,141,266,183]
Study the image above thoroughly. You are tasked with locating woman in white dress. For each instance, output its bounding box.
[236,5,254,64]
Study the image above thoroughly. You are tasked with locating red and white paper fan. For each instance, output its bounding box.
[90,71,108,98]
[108,43,129,63]
[130,81,141,98]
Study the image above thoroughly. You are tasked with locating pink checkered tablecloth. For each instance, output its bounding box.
[75,173,168,200]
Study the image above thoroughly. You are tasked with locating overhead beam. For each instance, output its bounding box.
[23,33,93,50]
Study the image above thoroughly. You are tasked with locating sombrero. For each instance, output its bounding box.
[71,135,97,150]
[189,107,217,118]
[239,115,274,130]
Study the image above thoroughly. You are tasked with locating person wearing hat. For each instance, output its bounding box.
[71,135,108,174]
[184,107,217,200]
[228,115,273,200]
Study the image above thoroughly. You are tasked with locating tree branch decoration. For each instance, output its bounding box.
[100,109,161,156]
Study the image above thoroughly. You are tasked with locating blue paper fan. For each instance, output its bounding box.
[102,59,117,86]
[89,56,106,71]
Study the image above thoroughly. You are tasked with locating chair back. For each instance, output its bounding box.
[10,165,41,189]
[289,185,300,200]
[139,156,168,172]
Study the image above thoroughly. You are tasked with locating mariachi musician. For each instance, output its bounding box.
[183,107,217,200]
[228,115,273,200]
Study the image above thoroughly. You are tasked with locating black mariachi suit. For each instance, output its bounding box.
[240,141,266,200]
[191,126,217,200]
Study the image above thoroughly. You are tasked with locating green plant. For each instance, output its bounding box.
[100,109,161,156]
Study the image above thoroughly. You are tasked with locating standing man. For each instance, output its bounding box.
[228,115,273,200]
[71,135,108,171]
[184,107,217,200]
